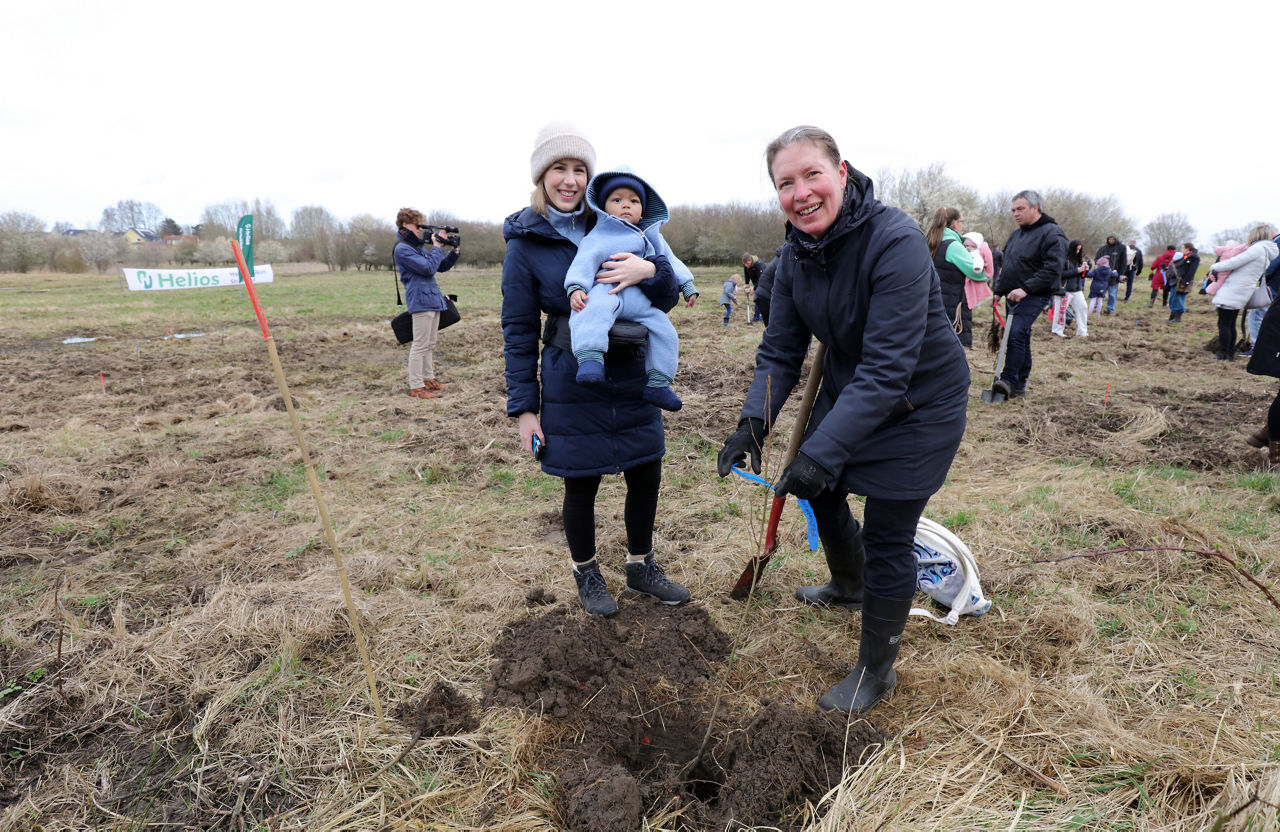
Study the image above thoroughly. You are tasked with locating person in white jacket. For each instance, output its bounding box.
[1207,224,1279,361]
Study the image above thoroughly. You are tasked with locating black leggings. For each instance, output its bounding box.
[1218,307,1239,357]
[806,490,931,600]
[562,459,662,563]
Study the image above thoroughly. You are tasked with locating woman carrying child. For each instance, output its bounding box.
[1207,225,1278,362]
[501,123,691,617]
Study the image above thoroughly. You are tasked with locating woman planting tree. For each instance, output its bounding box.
[501,123,690,617]
[717,126,969,714]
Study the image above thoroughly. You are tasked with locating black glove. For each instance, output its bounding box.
[773,451,832,500]
[716,418,767,477]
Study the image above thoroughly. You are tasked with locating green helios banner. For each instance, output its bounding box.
[236,215,254,277]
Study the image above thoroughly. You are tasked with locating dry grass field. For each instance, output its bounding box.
[2,267,1279,831]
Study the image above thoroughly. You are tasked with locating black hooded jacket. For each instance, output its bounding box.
[995,213,1068,298]
[1096,238,1128,279]
[740,166,968,500]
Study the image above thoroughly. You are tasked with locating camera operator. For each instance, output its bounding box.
[394,208,460,399]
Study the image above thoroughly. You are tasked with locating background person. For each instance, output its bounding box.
[755,246,782,326]
[1149,245,1176,307]
[394,208,459,400]
[1052,239,1089,337]
[743,253,765,321]
[1123,238,1143,301]
[1096,235,1127,314]
[717,126,969,715]
[991,191,1068,400]
[501,123,689,617]
[1206,225,1278,361]
[1169,242,1200,323]
[1246,230,1280,354]
[720,275,739,325]
[925,207,983,348]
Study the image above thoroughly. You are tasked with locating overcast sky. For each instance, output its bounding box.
[3,0,1275,247]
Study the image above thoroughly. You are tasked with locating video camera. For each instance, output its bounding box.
[424,224,461,248]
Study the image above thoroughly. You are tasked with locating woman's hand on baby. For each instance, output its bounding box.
[569,289,587,311]
[596,252,656,293]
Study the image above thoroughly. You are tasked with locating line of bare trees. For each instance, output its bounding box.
[3,169,1233,275]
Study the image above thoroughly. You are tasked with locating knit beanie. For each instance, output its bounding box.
[1097,255,1110,268]
[599,174,646,213]
[530,122,596,184]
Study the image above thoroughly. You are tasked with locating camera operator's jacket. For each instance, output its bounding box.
[563,168,697,300]
[395,228,458,313]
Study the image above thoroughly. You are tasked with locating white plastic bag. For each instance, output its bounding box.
[911,517,992,626]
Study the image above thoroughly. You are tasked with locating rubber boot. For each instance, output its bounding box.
[795,533,865,610]
[1246,425,1269,449]
[817,593,913,714]
[1270,441,1280,467]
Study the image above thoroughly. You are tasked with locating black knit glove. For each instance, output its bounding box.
[716,418,767,477]
[773,451,832,500]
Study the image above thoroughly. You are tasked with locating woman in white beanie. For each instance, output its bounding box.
[501,122,690,617]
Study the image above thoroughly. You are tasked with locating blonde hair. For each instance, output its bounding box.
[1248,224,1278,244]
[529,159,589,218]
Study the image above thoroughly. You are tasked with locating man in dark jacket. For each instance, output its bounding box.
[1123,238,1143,302]
[1095,235,1127,313]
[991,190,1067,400]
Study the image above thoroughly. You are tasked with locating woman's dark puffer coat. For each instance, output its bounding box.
[501,207,679,478]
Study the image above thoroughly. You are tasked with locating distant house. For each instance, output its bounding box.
[162,235,198,245]
[61,228,95,237]
[119,228,163,246]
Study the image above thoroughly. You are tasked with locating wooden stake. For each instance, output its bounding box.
[230,241,386,730]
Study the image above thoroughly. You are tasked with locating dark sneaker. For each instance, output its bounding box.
[572,561,618,617]
[642,386,683,412]
[990,379,1013,399]
[624,554,690,605]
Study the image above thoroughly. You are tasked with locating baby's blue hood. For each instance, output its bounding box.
[586,166,669,229]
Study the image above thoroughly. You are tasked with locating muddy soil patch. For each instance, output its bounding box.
[1012,386,1270,469]
[487,602,886,830]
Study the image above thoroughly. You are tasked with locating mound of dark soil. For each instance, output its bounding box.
[487,604,887,830]
[485,602,731,716]
[393,681,478,738]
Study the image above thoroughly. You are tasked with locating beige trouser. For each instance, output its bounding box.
[408,310,441,390]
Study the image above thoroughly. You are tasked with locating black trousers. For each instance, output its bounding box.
[562,459,661,563]
[807,490,931,600]
[1218,307,1239,358]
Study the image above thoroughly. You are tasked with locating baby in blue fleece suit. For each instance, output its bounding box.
[565,167,698,412]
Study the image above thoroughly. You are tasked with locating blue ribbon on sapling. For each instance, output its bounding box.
[729,465,819,551]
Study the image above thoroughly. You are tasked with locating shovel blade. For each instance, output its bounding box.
[981,388,1007,403]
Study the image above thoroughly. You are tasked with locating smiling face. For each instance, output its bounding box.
[603,186,643,225]
[541,158,589,212]
[770,141,847,238]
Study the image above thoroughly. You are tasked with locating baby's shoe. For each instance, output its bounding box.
[642,386,683,412]
[576,360,605,386]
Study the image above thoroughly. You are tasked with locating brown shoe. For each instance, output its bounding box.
[409,387,441,399]
[1246,425,1270,449]
[1270,441,1280,466]
[424,379,450,391]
